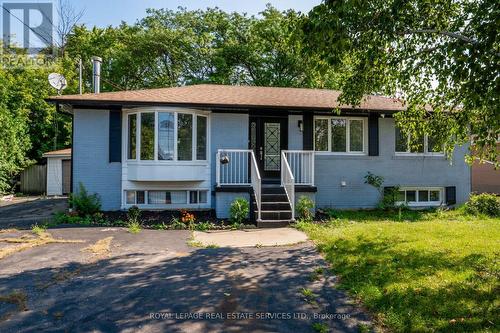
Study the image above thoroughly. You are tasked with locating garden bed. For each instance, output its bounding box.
[51,209,257,231]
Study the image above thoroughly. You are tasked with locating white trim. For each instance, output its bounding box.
[123,188,210,209]
[395,128,445,156]
[313,116,368,155]
[124,107,210,163]
[396,186,444,207]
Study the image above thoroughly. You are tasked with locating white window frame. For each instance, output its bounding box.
[313,116,368,155]
[127,113,138,160]
[125,107,209,163]
[123,189,209,208]
[396,187,444,207]
[395,129,445,156]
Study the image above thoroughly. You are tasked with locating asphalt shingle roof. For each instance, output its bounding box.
[47,84,405,111]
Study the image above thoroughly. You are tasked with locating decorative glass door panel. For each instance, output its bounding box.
[264,123,281,171]
[249,116,287,178]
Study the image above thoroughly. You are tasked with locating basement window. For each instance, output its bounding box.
[396,187,443,207]
[124,190,208,206]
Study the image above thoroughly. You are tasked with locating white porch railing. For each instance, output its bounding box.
[216,149,261,221]
[281,151,295,221]
[283,150,315,186]
[250,151,262,221]
[216,149,250,186]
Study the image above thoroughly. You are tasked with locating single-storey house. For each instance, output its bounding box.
[47,84,471,227]
[42,148,72,196]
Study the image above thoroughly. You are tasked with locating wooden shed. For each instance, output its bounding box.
[42,148,72,196]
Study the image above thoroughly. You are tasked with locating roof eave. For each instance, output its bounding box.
[45,98,404,113]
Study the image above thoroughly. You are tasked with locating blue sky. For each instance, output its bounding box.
[73,0,321,27]
[1,0,320,50]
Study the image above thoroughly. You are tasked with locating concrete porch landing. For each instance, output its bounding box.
[193,227,308,248]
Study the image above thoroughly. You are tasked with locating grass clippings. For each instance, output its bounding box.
[0,229,18,234]
[81,237,113,259]
[37,268,83,291]
[0,291,28,321]
[0,231,84,260]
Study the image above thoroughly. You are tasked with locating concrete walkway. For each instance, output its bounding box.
[193,227,308,247]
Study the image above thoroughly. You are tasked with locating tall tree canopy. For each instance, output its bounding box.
[1,5,346,193]
[0,55,73,192]
[63,6,342,92]
[304,0,499,163]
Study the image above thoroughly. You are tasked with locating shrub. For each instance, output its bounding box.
[297,196,314,221]
[378,186,403,210]
[126,206,142,233]
[229,197,249,225]
[465,193,500,217]
[127,206,141,223]
[364,172,403,210]
[69,183,101,216]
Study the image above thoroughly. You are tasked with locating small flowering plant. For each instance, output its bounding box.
[180,210,196,224]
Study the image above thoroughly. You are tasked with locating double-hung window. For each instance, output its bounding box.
[314,117,366,154]
[395,126,444,155]
[127,110,208,162]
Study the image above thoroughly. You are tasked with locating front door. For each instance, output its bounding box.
[249,116,288,178]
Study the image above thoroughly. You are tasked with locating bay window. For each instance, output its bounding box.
[158,112,175,160]
[314,117,366,154]
[127,109,208,162]
[127,114,137,159]
[395,126,443,155]
[177,114,193,161]
[140,113,155,160]
[196,116,207,160]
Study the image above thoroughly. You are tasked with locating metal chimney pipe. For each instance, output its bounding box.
[91,56,102,94]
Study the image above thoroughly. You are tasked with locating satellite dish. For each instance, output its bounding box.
[48,73,67,94]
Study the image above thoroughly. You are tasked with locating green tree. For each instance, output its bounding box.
[304,0,499,163]
[0,53,73,192]
[63,6,344,91]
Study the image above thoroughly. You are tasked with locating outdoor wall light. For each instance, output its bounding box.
[298,120,303,132]
[220,155,230,164]
[341,180,347,187]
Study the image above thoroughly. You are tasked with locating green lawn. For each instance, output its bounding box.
[297,209,499,332]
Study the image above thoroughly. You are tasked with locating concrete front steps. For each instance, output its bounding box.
[253,184,294,228]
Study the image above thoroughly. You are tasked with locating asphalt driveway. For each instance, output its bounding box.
[0,227,371,332]
[0,197,67,229]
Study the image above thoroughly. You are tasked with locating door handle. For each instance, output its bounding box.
[259,147,263,160]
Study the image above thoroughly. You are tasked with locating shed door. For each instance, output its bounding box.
[62,160,71,195]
